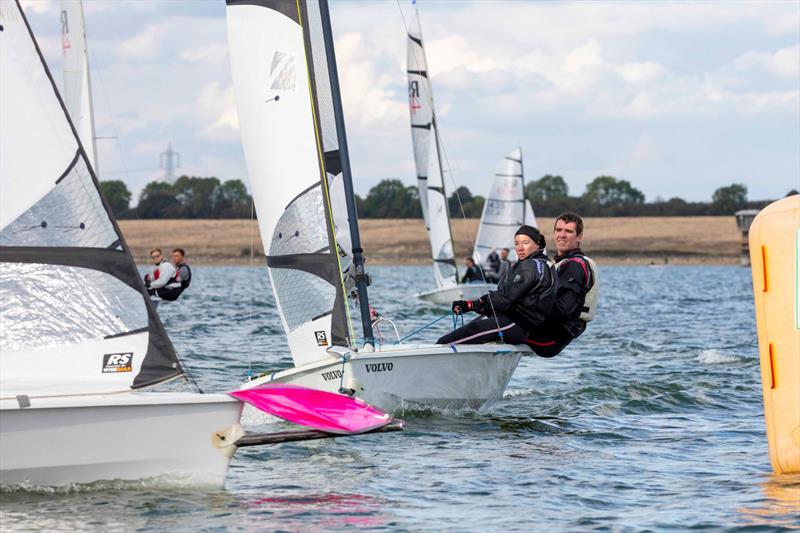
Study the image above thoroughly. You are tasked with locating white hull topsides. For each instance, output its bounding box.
[415,283,496,305]
[242,343,527,413]
[0,392,243,488]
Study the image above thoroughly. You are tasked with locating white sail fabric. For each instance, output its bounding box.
[474,148,537,264]
[0,1,183,396]
[60,0,98,175]
[406,9,432,229]
[226,0,354,367]
[426,129,458,288]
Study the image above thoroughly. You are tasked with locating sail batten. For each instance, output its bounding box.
[0,0,184,395]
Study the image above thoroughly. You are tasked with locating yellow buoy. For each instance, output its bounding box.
[749,194,800,474]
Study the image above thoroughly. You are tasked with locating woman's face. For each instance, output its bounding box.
[514,234,538,261]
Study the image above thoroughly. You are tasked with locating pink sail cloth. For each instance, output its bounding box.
[230,383,392,434]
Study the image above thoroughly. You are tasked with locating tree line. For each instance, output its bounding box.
[101,176,252,219]
[102,175,792,220]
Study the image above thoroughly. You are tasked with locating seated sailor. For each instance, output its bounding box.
[460,257,485,284]
[525,212,598,358]
[155,248,192,302]
[438,226,555,345]
[144,248,176,299]
[495,247,511,283]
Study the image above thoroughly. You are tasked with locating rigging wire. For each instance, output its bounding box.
[395,0,506,342]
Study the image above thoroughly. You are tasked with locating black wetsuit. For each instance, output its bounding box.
[438,251,555,345]
[461,264,484,284]
[526,248,591,357]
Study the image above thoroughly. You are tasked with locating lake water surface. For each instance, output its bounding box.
[2,265,799,531]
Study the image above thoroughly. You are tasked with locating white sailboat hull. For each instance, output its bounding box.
[0,392,243,488]
[415,283,496,305]
[242,344,526,412]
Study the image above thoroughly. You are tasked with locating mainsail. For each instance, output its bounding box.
[226,0,359,366]
[406,9,457,289]
[473,148,538,264]
[60,0,98,175]
[0,0,183,395]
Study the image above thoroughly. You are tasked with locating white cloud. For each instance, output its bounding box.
[734,45,800,80]
[179,44,228,65]
[617,61,667,83]
[20,0,53,14]
[115,24,166,61]
[196,82,240,141]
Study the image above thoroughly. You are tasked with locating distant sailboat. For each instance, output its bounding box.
[473,148,538,266]
[227,0,528,412]
[406,9,494,305]
[0,0,397,487]
[60,0,98,175]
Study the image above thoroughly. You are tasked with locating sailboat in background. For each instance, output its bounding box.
[0,0,398,488]
[473,148,538,266]
[227,0,528,412]
[60,0,98,175]
[406,9,494,305]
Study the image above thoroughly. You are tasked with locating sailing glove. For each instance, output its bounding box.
[452,300,473,315]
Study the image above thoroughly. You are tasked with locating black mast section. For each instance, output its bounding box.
[318,0,374,346]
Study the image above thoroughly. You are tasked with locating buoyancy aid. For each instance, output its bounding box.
[484,251,557,330]
[157,263,191,302]
[554,253,598,322]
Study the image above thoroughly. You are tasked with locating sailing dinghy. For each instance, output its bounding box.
[0,0,399,488]
[473,148,538,266]
[406,9,493,304]
[227,0,529,412]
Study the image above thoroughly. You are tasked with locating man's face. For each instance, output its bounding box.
[514,235,538,261]
[499,249,509,261]
[150,251,162,265]
[554,220,582,255]
[171,251,183,265]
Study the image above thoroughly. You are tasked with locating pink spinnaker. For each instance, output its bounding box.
[229,384,392,434]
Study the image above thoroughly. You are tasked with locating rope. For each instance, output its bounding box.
[396,313,451,344]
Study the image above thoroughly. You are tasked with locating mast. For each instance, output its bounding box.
[317,0,374,346]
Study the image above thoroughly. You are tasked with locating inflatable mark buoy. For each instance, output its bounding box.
[749,194,800,474]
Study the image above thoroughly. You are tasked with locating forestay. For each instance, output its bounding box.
[60,0,98,175]
[473,148,538,264]
[0,1,183,396]
[406,9,457,289]
[226,0,355,366]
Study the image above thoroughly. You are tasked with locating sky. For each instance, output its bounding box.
[21,0,800,205]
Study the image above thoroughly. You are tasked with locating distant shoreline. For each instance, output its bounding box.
[120,216,743,267]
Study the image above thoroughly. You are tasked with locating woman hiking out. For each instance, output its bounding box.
[437,225,556,345]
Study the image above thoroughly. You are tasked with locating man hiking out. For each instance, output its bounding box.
[525,212,598,357]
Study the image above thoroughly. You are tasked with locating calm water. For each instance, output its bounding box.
[2,265,799,531]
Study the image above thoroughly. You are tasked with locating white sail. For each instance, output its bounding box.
[0,1,183,396]
[426,127,458,288]
[60,0,98,175]
[406,9,432,229]
[524,199,537,227]
[226,0,355,366]
[474,148,536,264]
[406,9,457,289]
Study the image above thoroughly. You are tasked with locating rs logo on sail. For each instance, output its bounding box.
[102,353,133,373]
[365,362,393,373]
